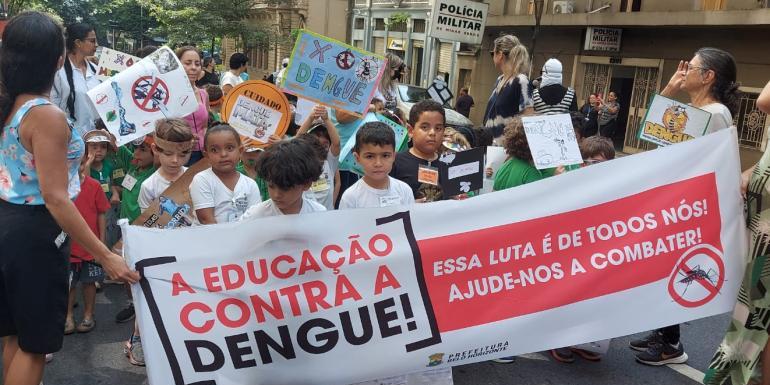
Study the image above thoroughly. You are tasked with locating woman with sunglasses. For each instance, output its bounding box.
[375,52,405,113]
[482,35,531,143]
[632,47,740,367]
[51,23,100,136]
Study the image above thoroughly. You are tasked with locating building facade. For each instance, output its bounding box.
[221,0,349,81]
[471,0,770,167]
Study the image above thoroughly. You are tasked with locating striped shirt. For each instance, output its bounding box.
[533,87,575,115]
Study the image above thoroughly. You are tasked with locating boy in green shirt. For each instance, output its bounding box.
[117,136,157,223]
[237,140,269,201]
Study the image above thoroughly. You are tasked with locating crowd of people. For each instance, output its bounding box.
[0,10,768,385]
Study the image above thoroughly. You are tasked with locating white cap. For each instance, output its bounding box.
[282,58,289,66]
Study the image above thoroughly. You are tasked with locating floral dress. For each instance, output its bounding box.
[705,144,770,385]
[0,98,84,205]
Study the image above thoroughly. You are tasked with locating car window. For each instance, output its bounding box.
[398,85,451,108]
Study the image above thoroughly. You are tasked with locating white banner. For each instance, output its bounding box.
[87,46,199,146]
[125,129,746,385]
[428,0,489,45]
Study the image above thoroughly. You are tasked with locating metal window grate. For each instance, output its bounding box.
[623,67,659,153]
[734,92,769,151]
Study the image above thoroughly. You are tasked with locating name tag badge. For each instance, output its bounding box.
[379,195,401,207]
[101,183,110,193]
[311,178,330,193]
[121,174,138,191]
[417,165,439,186]
[112,168,125,179]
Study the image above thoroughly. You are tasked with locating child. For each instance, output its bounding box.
[126,118,193,367]
[339,122,414,209]
[237,138,269,201]
[117,136,157,224]
[138,119,194,212]
[390,99,446,201]
[580,135,616,165]
[240,137,325,219]
[206,84,223,124]
[66,151,110,335]
[493,116,548,191]
[297,105,341,210]
[191,124,261,224]
[84,128,122,252]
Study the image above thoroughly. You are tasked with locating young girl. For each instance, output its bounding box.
[137,119,194,212]
[127,118,193,366]
[191,124,261,224]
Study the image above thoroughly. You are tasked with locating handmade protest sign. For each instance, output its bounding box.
[126,128,745,385]
[221,80,291,147]
[482,146,506,194]
[437,147,484,196]
[428,77,453,106]
[639,94,712,146]
[339,113,408,175]
[429,0,489,45]
[87,46,199,147]
[294,97,317,125]
[523,114,582,170]
[281,30,385,116]
[95,47,140,82]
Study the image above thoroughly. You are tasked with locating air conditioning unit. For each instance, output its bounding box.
[553,0,575,14]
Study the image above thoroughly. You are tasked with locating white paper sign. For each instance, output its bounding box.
[482,146,506,194]
[522,114,582,170]
[95,47,140,82]
[87,46,199,147]
[294,97,317,125]
[429,0,489,45]
[228,95,283,142]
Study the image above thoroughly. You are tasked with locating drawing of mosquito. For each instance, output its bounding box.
[676,265,719,296]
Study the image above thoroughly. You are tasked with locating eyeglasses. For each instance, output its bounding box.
[685,64,708,74]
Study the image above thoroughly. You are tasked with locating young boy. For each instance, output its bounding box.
[297,105,341,210]
[240,137,326,219]
[66,152,110,335]
[390,100,446,200]
[580,135,616,165]
[340,122,414,209]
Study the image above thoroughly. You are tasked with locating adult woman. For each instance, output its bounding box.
[597,91,620,138]
[177,46,210,166]
[482,35,531,142]
[581,94,600,137]
[633,47,739,367]
[704,80,767,385]
[51,23,100,136]
[195,57,219,88]
[0,12,138,385]
[375,52,405,112]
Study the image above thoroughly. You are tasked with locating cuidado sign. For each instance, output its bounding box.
[222,80,291,147]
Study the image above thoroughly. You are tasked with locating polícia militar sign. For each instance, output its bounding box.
[429,0,489,45]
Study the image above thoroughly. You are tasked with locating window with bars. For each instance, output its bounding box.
[354,18,364,29]
[413,19,425,33]
[734,91,769,150]
[374,18,385,30]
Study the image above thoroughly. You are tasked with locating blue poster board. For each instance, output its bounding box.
[281,30,386,116]
[338,113,409,176]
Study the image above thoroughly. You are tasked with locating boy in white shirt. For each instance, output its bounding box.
[241,137,326,219]
[339,122,414,209]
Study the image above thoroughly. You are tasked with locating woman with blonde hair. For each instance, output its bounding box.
[483,35,531,142]
[376,52,406,112]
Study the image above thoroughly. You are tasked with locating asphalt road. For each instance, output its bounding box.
[6,284,730,385]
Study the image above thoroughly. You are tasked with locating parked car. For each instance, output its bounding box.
[396,84,474,130]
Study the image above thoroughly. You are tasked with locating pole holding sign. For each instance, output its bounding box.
[87,46,199,147]
[281,30,385,116]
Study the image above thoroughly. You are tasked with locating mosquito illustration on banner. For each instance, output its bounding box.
[677,265,720,296]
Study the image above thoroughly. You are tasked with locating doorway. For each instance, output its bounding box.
[608,66,634,150]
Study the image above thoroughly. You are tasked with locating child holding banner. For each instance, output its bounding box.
[190,124,261,224]
[297,105,341,210]
[390,100,446,201]
[340,121,414,209]
[240,137,325,219]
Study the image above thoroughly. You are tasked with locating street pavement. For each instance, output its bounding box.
[20,284,730,385]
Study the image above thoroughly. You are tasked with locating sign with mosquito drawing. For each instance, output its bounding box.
[639,94,712,147]
[522,114,583,170]
[87,46,199,147]
[280,30,386,116]
[437,147,485,197]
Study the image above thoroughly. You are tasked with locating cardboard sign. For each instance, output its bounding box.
[428,78,453,105]
[522,114,582,170]
[125,128,746,385]
[437,147,484,196]
[96,47,140,82]
[281,30,385,116]
[222,80,291,147]
[87,46,199,147]
[339,113,408,175]
[482,146,506,194]
[639,94,712,147]
[429,0,489,45]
